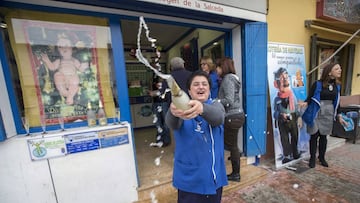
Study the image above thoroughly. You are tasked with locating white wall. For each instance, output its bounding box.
[0,125,138,203]
[232,25,245,154]
[0,137,56,203]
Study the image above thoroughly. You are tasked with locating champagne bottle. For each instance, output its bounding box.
[167,76,190,110]
[97,100,107,126]
[87,101,96,127]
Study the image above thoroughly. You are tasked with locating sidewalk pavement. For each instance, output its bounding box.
[222,137,360,203]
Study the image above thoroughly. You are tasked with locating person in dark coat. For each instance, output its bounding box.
[169,57,192,93]
[149,76,171,147]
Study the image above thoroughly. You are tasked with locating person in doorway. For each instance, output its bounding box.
[200,56,220,99]
[148,57,190,148]
[41,33,89,105]
[272,67,301,164]
[169,57,192,93]
[301,63,346,168]
[148,76,171,148]
[216,57,243,182]
[166,70,227,203]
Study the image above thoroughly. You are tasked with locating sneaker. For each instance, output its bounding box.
[227,173,240,182]
[282,157,292,164]
[149,141,163,148]
[162,142,171,148]
[293,153,300,159]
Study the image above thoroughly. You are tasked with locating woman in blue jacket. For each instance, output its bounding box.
[301,63,345,168]
[200,56,220,99]
[166,70,228,203]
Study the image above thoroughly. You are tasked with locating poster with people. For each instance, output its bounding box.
[268,42,309,168]
[11,18,114,127]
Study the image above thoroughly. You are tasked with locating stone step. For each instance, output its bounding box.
[328,135,346,151]
[134,137,346,202]
[136,180,176,203]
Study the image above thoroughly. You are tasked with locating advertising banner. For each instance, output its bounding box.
[10,18,116,128]
[268,42,309,168]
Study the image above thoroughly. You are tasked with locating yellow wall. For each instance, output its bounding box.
[267,0,360,95]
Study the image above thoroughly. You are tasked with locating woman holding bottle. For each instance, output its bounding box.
[165,70,227,203]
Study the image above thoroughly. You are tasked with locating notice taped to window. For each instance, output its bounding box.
[65,131,100,154]
[27,135,67,161]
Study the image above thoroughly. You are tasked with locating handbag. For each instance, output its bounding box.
[339,113,355,132]
[224,110,245,129]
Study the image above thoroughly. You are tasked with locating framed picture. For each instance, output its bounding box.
[316,0,360,23]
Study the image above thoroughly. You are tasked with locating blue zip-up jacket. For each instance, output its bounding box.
[165,99,228,194]
[209,71,220,99]
[302,81,340,127]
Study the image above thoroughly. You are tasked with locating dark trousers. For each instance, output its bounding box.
[278,118,299,157]
[224,126,241,175]
[309,131,327,161]
[178,187,223,203]
[152,102,171,145]
[224,127,240,161]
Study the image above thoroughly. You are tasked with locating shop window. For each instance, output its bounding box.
[309,35,355,95]
[1,9,119,133]
[201,35,225,63]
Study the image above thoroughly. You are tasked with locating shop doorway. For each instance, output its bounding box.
[119,18,228,187]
